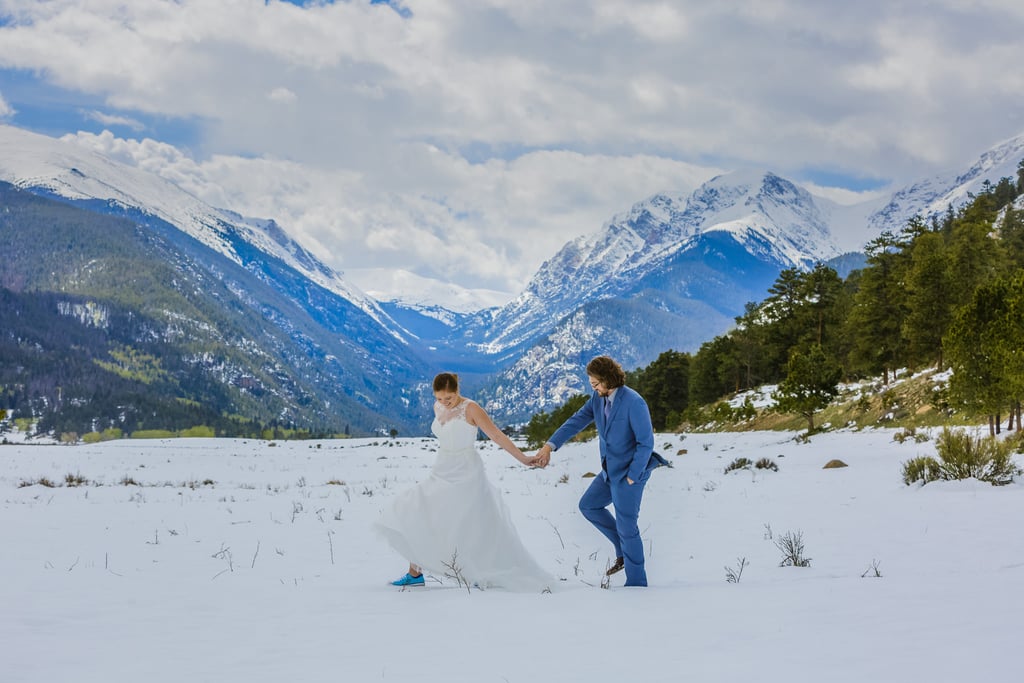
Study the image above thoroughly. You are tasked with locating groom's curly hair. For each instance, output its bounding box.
[586,356,626,389]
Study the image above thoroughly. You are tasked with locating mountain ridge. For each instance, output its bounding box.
[3,122,1024,431]
[0,124,401,337]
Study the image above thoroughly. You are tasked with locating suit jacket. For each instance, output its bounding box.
[548,385,656,483]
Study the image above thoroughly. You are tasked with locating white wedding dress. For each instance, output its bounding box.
[374,399,553,592]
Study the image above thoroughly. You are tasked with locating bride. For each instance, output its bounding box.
[374,372,553,592]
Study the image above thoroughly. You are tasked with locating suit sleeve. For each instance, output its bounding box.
[548,395,597,450]
[626,394,655,482]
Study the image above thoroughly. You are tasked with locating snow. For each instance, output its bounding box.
[0,124,391,330]
[866,132,1024,237]
[2,426,1021,682]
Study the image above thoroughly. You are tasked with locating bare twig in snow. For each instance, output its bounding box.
[441,550,472,594]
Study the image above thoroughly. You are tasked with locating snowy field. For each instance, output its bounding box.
[2,427,1022,682]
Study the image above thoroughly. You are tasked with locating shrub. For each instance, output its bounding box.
[776,530,811,567]
[724,457,753,474]
[18,477,56,488]
[901,456,942,485]
[902,429,1021,486]
[64,472,89,487]
[710,401,735,422]
[131,429,175,439]
[893,428,926,444]
[725,557,748,583]
[734,397,757,421]
[934,428,1020,486]
[755,457,779,471]
[1007,431,1024,454]
[83,428,124,443]
[180,425,215,438]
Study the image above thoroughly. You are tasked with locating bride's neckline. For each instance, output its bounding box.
[436,397,471,426]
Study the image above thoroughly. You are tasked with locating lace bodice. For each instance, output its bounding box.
[431,398,478,450]
[434,398,471,425]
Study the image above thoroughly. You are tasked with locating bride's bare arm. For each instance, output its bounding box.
[465,402,533,465]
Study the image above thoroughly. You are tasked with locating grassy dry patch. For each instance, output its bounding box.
[699,368,981,434]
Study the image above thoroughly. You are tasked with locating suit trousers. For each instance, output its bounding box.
[578,471,648,586]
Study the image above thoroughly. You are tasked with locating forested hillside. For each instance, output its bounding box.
[530,164,1024,438]
[0,288,279,439]
[0,182,395,439]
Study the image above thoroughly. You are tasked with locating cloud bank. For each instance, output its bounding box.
[2,0,1023,302]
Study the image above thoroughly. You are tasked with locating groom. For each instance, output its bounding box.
[534,355,659,587]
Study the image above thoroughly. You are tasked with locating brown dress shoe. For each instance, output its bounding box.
[606,557,625,576]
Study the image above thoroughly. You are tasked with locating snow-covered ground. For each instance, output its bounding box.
[2,428,1021,682]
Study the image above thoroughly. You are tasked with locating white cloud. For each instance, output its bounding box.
[83,110,145,131]
[801,182,888,207]
[267,87,297,104]
[0,91,14,118]
[4,0,1024,303]
[65,129,715,296]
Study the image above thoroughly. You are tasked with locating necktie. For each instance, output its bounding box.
[603,397,611,420]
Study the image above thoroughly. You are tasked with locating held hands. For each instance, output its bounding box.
[531,444,552,469]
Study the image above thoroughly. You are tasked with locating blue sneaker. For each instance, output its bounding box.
[391,572,425,587]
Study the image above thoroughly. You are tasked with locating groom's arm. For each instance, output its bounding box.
[536,396,596,463]
[548,397,596,450]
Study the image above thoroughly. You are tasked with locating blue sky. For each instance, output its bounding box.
[2,0,1023,304]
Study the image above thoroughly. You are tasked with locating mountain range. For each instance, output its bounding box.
[2,123,1023,433]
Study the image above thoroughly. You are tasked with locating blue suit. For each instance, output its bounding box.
[547,385,656,586]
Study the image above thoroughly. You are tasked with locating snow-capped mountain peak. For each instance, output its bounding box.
[868,132,1024,235]
[0,124,392,331]
[474,170,841,355]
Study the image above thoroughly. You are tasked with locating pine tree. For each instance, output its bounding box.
[944,275,1023,435]
[688,336,739,406]
[846,231,909,383]
[731,301,772,391]
[902,231,952,368]
[759,267,807,374]
[771,344,843,434]
[947,219,1005,312]
[631,350,690,430]
[998,205,1024,271]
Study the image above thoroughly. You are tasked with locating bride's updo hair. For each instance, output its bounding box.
[433,372,459,393]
